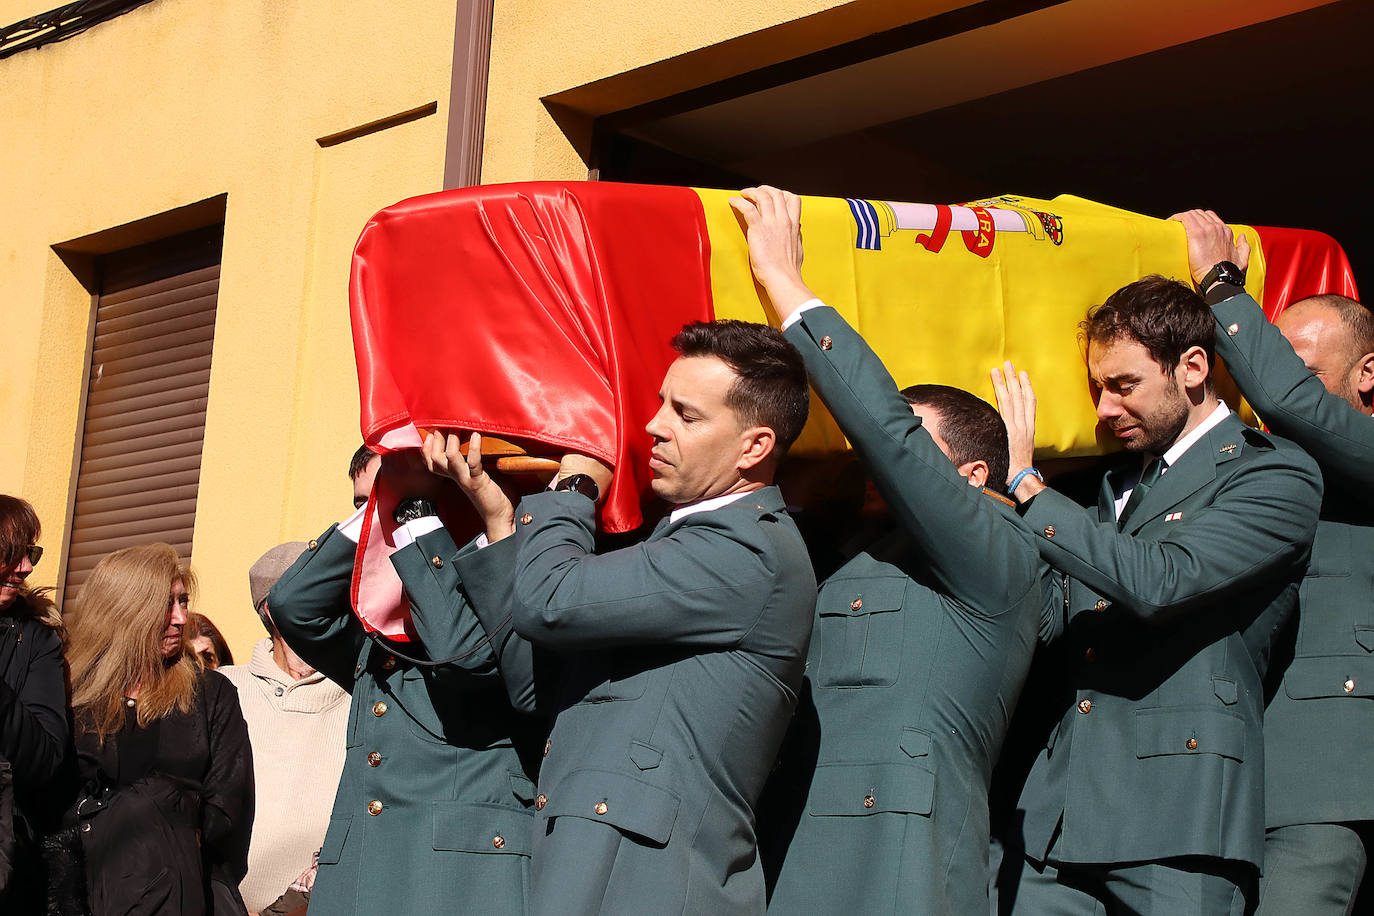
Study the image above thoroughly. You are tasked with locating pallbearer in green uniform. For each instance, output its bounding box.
[499,320,817,916]
[268,448,540,916]
[994,274,1322,914]
[1175,209,1374,915]
[729,186,1050,915]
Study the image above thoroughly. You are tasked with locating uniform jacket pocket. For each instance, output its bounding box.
[814,576,906,688]
[806,762,934,817]
[1134,707,1246,762]
[1283,655,1374,699]
[433,801,534,856]
[539,769,679,846]
[317,815,352,865]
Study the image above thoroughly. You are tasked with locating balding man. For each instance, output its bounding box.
[1176,209,1374,915]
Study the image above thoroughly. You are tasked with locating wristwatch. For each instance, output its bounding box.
[1198,260,1245,295]
[555,473,600,503]
[393,497,438,525]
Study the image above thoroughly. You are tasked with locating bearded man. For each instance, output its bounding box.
[993,275,1322,914]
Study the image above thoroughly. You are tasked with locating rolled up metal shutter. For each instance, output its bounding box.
[62,225,222,613]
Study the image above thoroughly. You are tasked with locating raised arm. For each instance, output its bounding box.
[1021,445,1321,622]
[267,524,365,690]
[731,184,1035,613]
[785,307,1038,612]
[1173,209,1374,498]
[511,490,799,655]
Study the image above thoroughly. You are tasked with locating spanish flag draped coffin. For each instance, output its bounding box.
[348,181,1358,638]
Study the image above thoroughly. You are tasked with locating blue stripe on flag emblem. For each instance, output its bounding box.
[846,198,881,251]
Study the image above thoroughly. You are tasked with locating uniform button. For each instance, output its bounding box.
[820,335,833,350]
[382,656,397,671]
[544,739,552,757]
[1077,699,1092,714]
[493,836,506,849]
[81,822,91,833]
[372,701,388,717]
[850,598,863,611]
[1344,678,1356,693]
[431,556,444,568]
[367,751,382,767]
[1186,738,1198,750]
[1227,323,1240,336]
[274,686,285,697]
[1084,647,1097,663]
[534,794,547,811]
[1094,599,1108,612]
[307,539,318,551]
[520,513,533,525]
[862,794,876,809]
[367,800,383,816]
[594,802,608,816]
[1043,526,1056,538]
[354,664,363,677]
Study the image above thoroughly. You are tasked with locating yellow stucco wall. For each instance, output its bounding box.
[0,0,458,659]
[479,0,975,182]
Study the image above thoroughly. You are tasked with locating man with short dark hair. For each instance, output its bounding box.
[269,447,537,916]
[348,444,380,509]
[490,316,816,914]
[729,186,1047,914]
[994,270,1322,913]
[1175,209,1374,915]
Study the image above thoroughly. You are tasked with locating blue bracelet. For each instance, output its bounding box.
[1007,467,1043,495]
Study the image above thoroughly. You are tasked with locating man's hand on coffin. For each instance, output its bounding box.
[1168,209,1250,287]
[991,361,1045,503]
[730,185,816,321]
[423,431,517,542]
[556,452,613,504]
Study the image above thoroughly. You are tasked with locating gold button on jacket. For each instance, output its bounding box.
[1186,738,1198,750]
[372,701,387,717]
[367,751,382,767]
[367,800,383,816]
[594,802,608,815]
[1077,699,1092,714]
[520,512,533,525]
[535,794,547,811]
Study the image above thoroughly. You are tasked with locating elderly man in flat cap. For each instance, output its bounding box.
[220,542,350,916]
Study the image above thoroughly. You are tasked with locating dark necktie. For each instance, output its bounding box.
[1118,457,1166,530]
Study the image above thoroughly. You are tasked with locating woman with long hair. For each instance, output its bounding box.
[0,494,70,911]
[66,543,253,916]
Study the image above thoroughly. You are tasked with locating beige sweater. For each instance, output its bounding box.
[221,638,350,913]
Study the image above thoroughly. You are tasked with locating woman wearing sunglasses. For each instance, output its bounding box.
[65,542,253,916]
[0,495,69,911]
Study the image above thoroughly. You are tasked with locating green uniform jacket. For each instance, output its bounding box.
[269,523,540,916]
[509,486,816,916]
[1212,288,1374,828]
[764,306,1049,915]
[1017,412,1321,869]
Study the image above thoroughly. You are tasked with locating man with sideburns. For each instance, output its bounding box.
[731,186,1049,915]
[992,269,1322,913]
[467,318,818,915]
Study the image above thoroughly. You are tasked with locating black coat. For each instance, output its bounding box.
[74,670,254,916]
[0,598,72,913]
